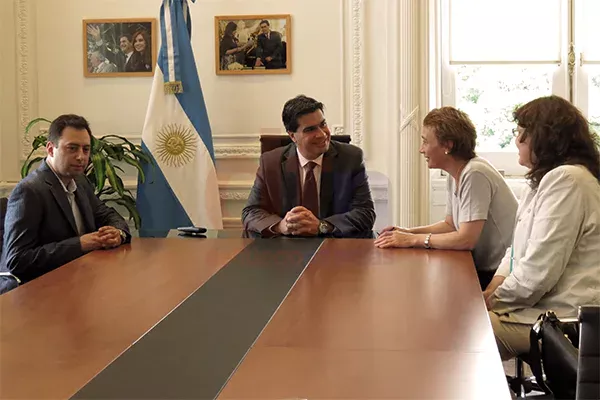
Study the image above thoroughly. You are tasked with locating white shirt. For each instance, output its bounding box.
[48,162,85,236]
[125,51,133,64]
[492,165,600,323]
[297,149,323,208]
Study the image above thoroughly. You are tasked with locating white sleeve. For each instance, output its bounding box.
[494,246,513,278]
[493,169,582,311]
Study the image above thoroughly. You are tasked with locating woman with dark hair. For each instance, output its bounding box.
[219,21,252,70]
[127,29,152,72]
[486,95,600,361]
[375,107,518,289]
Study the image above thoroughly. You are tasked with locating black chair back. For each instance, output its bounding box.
[576,305,600,400]
[0,197,8,256]
[259,134,351,154]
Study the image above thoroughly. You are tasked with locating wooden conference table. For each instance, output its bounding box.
[0,233,510,399]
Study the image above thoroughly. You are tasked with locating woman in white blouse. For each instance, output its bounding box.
[485,95,600,360]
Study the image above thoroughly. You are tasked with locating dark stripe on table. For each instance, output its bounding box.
[72,238,323,400]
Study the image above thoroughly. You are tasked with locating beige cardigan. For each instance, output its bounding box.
[491,165,600,324]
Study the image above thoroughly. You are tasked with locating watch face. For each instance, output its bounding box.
[319,222,327,234]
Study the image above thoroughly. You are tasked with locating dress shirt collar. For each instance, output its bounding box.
[296,148,323,169]
[47,160,77,194]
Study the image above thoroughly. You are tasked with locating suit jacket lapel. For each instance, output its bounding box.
[74,183,95,233]
[320,143,337,219]
[281,144,301,213]
[41,162,78,235]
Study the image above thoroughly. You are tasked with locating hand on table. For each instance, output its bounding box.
[276,206,319,236]
[374,230,417,248]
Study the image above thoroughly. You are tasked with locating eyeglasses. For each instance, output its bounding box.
[512,128,520,138]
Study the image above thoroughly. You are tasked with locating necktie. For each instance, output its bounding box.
[302,161,319,217]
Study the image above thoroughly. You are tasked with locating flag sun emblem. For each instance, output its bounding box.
[156,124,197,167]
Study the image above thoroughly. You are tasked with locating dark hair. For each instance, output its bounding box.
[282,95,325,132]
[131,29,152,69]
[422,106,477,161]
[119,33,132,43]
[224,21,237,37]
[260,20,270,26]
[132,30,151,55]
[513,95,600,189]
[48,114,92,144]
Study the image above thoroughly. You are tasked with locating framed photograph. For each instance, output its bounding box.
[83,18,157,78]
[215,14,291,75]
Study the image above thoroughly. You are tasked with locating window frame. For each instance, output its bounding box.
[437,0,579,177]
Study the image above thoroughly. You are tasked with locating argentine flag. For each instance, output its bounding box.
[137,0,222,237]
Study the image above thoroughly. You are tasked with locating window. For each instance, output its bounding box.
[578,0,600,137]
[440,0,597,176]
[588,69,600,135]
[455,65,554,151]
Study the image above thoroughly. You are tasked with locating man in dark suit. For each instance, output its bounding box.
[254,20,284,69]
[114,33,135,72]
[0,114,131,294]
[242,95,375,237]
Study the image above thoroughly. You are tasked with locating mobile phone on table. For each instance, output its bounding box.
[177,232,207,238]
[177,226,207,234]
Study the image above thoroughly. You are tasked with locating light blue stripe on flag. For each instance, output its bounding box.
[137,0,221,237]
[168,1,215,161]
[136,143,192,237]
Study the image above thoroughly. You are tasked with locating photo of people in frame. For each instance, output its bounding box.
[215,14,291,75]
[83,18,157,77]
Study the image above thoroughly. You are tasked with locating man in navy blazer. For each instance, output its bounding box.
[242,95,375,237]
[0,114,130,294]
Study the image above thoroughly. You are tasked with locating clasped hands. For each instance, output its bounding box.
[80,226,124,252]
[275,206,319,236]
[374,225,417,248]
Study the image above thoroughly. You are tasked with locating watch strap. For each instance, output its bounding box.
[424,233,432,249]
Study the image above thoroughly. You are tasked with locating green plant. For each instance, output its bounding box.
[21,118,152,229]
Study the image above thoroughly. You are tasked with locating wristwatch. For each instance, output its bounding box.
[424,233,433,249]
[318,220,333,235]
[118,229,127,244]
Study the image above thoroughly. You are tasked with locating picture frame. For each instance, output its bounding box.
[215,14,292,75]
[83,18,157,78]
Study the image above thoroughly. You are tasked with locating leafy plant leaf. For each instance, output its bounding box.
[24,118,51,135]
[32,134,48,148]
[104,159,124,197]
[130,149,153,164]
[108,198,141,229]
[20,156,45,178]
[91,153,106,192]
[122,154,146,183]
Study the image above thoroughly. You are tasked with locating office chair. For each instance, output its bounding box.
[576,305,600,400]
[259,134,351,154]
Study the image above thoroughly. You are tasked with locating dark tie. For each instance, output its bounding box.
[302,162,319,217]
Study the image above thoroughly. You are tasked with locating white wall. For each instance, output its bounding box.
[1,0,395,230]
[34,0,344,137]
